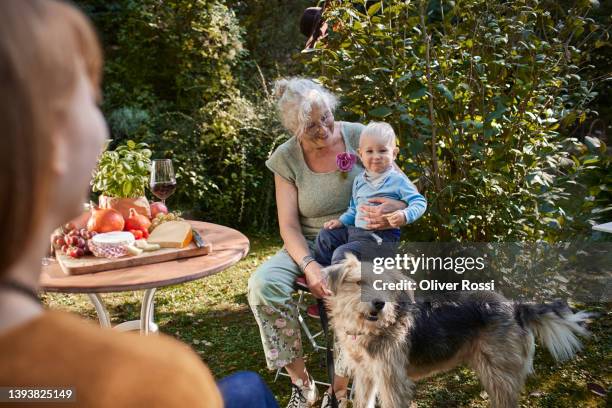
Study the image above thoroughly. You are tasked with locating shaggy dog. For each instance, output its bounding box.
[325,254,592,408]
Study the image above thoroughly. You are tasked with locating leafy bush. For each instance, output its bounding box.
[148,86,284,230]
[304,0,609,241]
[107,107,150,139]
[226,0,312,81]
[79,0,244,113]
[76,0,285,229]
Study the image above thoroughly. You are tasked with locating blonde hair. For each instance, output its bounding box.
[274,77,338,137]
[0,0,102,276]
[360,122,397,146]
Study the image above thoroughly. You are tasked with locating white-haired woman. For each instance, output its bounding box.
[248,78,408,407]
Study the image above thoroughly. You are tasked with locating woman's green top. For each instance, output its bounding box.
[265,121,365,240]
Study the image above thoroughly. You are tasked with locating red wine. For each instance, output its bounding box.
[150,181,176,200]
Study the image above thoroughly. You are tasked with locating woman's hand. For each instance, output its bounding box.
[358,197,407,230]
[304,262,332,299]
[324,219,343,230]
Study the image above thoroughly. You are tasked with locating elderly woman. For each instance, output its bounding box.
[248,78,408,408]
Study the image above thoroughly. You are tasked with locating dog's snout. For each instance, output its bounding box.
[373,300,385,311]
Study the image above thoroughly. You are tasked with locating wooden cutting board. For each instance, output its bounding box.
[57,224,212,276]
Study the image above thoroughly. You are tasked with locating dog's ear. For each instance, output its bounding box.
[323,263,347,295]
[342,253,361,283]
[323,253,362,294]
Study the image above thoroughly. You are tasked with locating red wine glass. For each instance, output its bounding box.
[150,159,176,205]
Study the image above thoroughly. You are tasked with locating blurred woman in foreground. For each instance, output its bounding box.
[0,1,276,407]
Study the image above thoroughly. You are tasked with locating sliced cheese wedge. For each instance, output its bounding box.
[147,221,193,248]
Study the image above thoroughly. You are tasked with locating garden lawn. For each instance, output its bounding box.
[43,234,610,407]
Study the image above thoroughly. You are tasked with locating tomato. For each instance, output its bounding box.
[129,229,144,240]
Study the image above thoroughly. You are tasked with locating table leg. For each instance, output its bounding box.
[140,288,158,335]
[87,293,111,328]
[86,290,158,335]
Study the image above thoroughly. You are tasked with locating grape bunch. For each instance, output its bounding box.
[149,211,183,232]
[50,223,97,259]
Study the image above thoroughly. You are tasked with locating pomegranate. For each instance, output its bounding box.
[124,208,152,232]
[150,202,168,218]
[87,203,125,233]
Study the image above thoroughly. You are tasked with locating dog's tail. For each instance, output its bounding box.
[514,300,592,361]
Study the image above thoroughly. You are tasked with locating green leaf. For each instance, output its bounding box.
[122,180,133,197]
[462,120,483,129]
[584,136,601,152]
[400,114,414,125]
[367,2,382,16]
[127,140,136,149]
[416,116,431,126]
[409,87,427,100]
[368,106,393,117]
[486,105,507,122]
[583,157,600,165]
[435,84,454,102]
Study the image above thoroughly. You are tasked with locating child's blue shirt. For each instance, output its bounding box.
[338,168,427,229]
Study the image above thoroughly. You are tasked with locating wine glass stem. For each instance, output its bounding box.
[161,199,166,206]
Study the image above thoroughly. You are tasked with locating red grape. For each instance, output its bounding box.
[53,237,65,249]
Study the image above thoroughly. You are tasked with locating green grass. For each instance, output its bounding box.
[42,234,610,407]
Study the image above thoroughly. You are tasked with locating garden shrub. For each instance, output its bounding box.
[74,0,609,238]
[303,0,609,241]
[76,0,284,230]
[226,0,312,82]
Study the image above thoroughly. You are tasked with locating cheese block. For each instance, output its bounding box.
[88,231,135,258]
[147,221,193,248]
